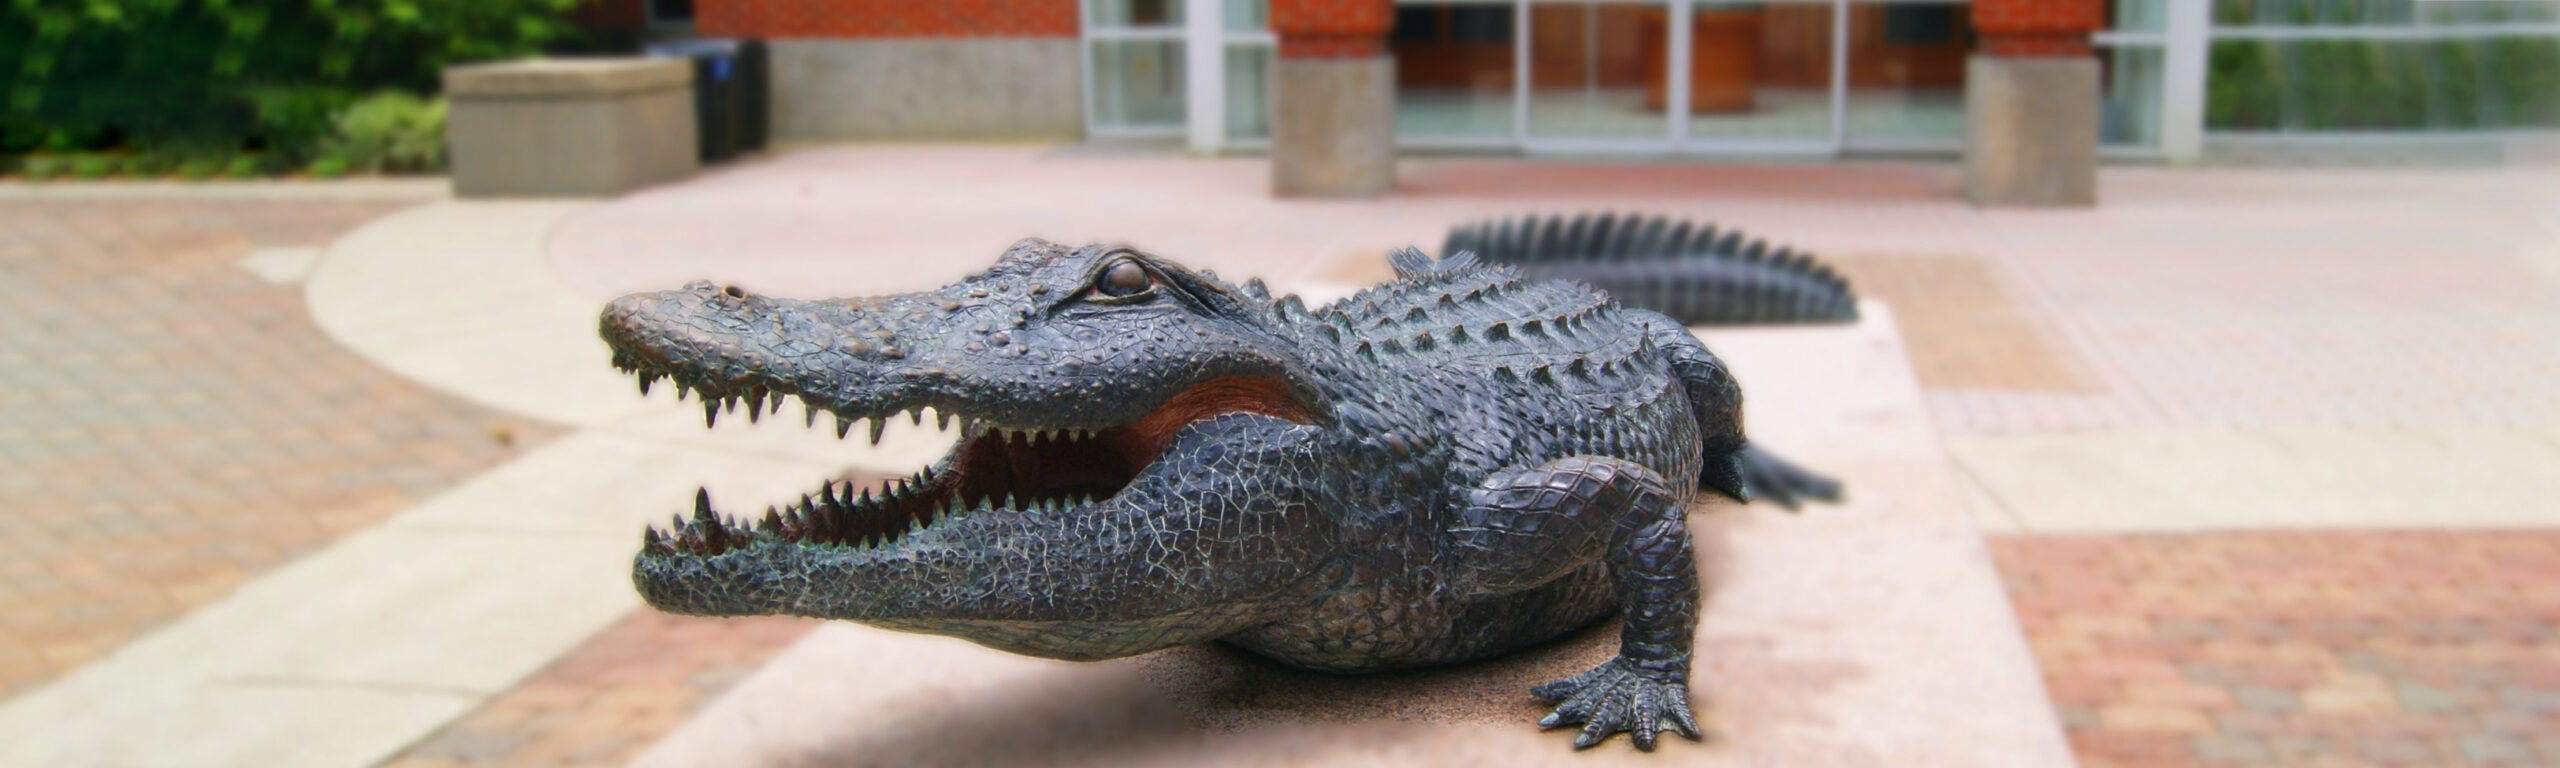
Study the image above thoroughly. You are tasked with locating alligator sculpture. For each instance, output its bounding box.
[1445,212,1860,326]
[601,239,1842,750]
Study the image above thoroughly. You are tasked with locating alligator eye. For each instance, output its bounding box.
[1096,260,1153,298]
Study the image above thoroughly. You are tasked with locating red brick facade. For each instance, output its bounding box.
[1271,0,1392,59]
[1972,0,2104,57]
[696,0,1078,39]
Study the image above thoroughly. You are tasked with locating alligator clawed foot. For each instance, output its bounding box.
[1738,445,1844,511]
[1532,657,1702,750]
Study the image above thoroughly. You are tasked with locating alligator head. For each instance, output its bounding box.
[602,238,1347,659]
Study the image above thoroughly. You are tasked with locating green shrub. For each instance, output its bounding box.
[175,158,223,180]
[68,154,122,178]
[1,1,581,161]
[323,92,447,173]
[307,155,350,179]
[224,155,265,178]
[19,155,69,180]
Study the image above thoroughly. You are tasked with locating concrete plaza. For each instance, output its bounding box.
[0,146,2555,766]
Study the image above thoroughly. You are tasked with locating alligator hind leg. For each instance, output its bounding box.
[1453,456,1701,750]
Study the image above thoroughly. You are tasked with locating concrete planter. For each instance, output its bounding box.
[444,58,699,198]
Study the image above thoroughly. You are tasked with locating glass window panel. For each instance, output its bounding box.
[1689,0,1838,143]
[2205,36,2560,132]
[1525,2,1672,139]
[2100,44,2164,146]
[1844,1,1970,143]
[2109,0,2168,33]
[1091,0,1183,29]
[1225,45,1274,140]
[1091,39,1187,128]
[1226,0,1270,32]
[1393,2,1520,137]
[2421,1,2560,25]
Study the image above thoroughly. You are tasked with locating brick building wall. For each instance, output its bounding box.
[1271,0,1393,58]
[690,0,1085,140]
[1971,0,2104,57]
[697,0,1077,39]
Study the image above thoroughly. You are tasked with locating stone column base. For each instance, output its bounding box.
[1964,56,2098,207]
[445,58,700,198]
[1271,57,1395,198]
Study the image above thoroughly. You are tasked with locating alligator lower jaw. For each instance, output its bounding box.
[611,357,1314,560]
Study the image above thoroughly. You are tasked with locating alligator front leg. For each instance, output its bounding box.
[1454,456,1702,750]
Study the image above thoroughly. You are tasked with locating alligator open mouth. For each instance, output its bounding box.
[613,350,1313,559]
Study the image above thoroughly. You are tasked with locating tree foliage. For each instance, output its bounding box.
[1,0,582,155]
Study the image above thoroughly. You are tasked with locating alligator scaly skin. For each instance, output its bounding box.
[1444,212,1860,326]
[598,239,1842,750]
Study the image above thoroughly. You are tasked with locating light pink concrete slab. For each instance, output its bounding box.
[628,302,2073,768]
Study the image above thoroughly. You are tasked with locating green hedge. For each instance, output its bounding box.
[1,0,581,168]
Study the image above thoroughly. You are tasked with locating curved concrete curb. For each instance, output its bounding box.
[306,201,651,427]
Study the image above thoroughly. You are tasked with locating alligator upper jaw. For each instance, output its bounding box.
[615,346,1317,560]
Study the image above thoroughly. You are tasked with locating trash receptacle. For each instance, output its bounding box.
[646,38,768,164]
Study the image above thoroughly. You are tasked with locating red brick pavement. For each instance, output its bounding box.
[1992,532,2560,767]
[383,611,817,768]
[0,199,560,697]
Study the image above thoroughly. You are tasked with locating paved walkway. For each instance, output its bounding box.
[0,195,558,698]
[1,149,2554,767]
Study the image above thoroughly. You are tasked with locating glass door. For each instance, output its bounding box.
[1679,0,1843,153]
[1392,1,1524,146]
[1086,0,1190,135]
[1522,0,1677,150]
[1841,0,1973,152]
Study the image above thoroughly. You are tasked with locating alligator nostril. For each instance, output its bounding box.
[723,285,746,298]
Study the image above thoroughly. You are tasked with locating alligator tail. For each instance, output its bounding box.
[1442,212,1858,326]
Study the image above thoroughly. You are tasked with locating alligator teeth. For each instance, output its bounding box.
[835,416,855,440]
[868,418,887,446]
[909,408,924,427]
[703,401,720,427]
[936,411,952,431]
[803,401,820,428]
[638,375,656,396]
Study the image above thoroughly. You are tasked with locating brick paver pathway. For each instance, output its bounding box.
[1994,532,2560,767]
[0,199,559,697]
[383,612,816,768]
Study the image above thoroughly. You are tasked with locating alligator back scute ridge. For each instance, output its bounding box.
[1443,212,1860,326]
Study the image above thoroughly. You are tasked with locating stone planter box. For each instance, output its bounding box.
[444,58,699,198]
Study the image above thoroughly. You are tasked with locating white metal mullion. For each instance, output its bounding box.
[1667,0,1692,143]
[1515,0,1532,145]
[1185,0,1222,152]
[1828,0,1846,152]
[1080,0,1101,137]
[2160,0,2209,162]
